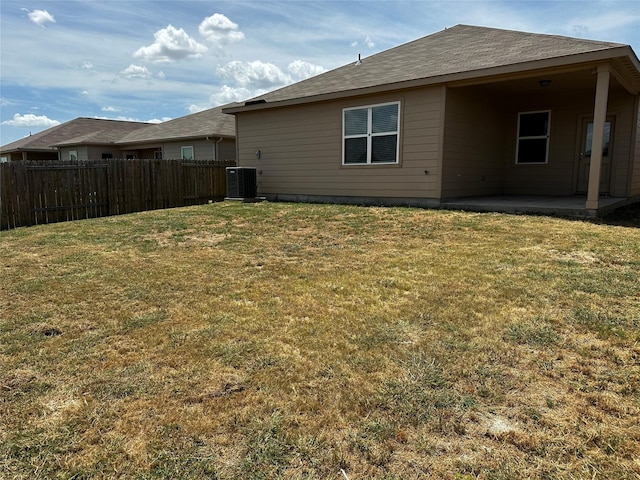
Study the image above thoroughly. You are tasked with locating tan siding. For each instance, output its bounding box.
[87,146,120,159]
[442,87,507,198]
[236,88,443,199]
[631,99,640,196]
[505,100,580,195]
[502,84,636,196]
[162,140,216,160]
[217,139,236,161]
[58,146,89,161]
[607,91,635,197]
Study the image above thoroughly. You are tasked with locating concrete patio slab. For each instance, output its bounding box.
[440,195,628,218]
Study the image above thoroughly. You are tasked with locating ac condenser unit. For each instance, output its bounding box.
[226,167,257,199]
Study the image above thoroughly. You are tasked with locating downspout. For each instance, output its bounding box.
[215,137,223,161]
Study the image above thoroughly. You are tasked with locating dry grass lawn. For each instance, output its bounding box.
[1,201,639,479]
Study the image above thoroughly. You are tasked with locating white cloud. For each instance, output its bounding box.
[199,13,245,44]
[566,12,640,37]
[2,113,60,127]
[217,60,290,89]
[121,64,152,79]
[207,85,254,106]
[146,117,172,124]
[351,35,375,49]
[1,97,12,107]
[101,106,119,112]
[287,60,327,80]
[133,25,207,63]
[26,9,56,27]
[188,104,207,114]
[80,61,94,70]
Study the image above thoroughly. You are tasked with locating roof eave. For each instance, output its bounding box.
[0,146,57,153]
[116,133,235,146]
[224,46,640,114]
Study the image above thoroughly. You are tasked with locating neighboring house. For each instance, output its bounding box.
[224,25,640,216]
[0,118,150,162]
[1,105,237,162]
[111,104,237,161]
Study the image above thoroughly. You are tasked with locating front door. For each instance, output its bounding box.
[576,117,614,194]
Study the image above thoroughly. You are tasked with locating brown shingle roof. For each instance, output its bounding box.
[1,118,151,152]
[116,104,237,145]
[226,24,635,110]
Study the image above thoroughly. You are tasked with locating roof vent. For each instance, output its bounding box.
[355,54,362,66]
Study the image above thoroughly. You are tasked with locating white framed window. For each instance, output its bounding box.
[181,146,194,160]
[343,101,400,165]
[69,150,78,161]
[516,110,550,164]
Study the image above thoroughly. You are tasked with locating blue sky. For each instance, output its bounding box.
[1,0,639,145]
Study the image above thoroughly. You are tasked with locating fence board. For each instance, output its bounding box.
[0,158,235,230]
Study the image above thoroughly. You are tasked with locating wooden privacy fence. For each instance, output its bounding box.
[0,158,236,230]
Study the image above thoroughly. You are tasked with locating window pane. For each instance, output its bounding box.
[371,135,397,163]
[344,137,368,164]
[584,121,611,156]
[344,109,368,136]
[517,138,547,163]
[519,112,548,137]
[372,104,398,133]
[181,147,193,160]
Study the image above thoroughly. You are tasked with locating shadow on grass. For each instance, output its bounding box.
[598,202,640,228]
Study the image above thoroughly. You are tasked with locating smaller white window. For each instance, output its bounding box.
[0,156,8,163]
[516,111,550,164]
[181,146,194,160]
[69,150,78,161]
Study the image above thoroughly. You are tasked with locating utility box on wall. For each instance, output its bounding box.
[226,167,257,199]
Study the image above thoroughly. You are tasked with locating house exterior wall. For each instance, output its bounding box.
[87,146,121,159]
[56,146,90,161]
[57,146,116,160]
[57,139,236,161]
[162,138,235,160]
[442,87,508,198]
[629,98,640,197]
[217,139,236,161]
[5,151,58,161]
[236,87,444,200]
[607,89,638,197]
[503,84,636,197]
[234,73,637,203]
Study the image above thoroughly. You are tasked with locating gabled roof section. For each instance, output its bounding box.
[1,117,151,153]
[116,104,237,145]
[225,25,639,112]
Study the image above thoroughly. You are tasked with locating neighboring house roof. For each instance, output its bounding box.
[225,24,640,112]
[1,117,151,153]
[116,104,238,145]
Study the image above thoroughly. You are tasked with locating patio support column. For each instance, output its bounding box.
[586,64,611,211]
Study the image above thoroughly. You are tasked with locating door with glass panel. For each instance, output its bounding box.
[576,117,614,194]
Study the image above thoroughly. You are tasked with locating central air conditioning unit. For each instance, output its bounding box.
[226,167,257,199]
